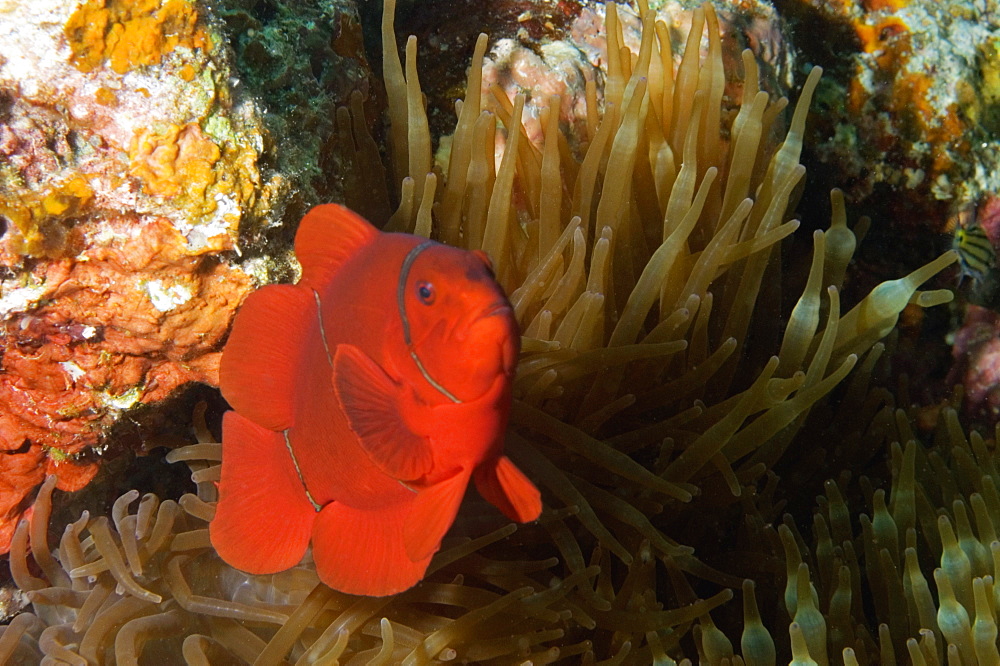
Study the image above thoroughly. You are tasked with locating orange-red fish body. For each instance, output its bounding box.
[211,204,541,596]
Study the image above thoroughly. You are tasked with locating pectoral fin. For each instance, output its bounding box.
[474,455,542,523]
[333,344,434,482]
[403,469,471,562]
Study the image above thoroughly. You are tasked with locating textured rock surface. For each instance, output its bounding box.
[789,0,1000,221]
[0,0,371,551]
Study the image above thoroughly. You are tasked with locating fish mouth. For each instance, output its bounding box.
[479,302,514,320]
[471,302,519,375]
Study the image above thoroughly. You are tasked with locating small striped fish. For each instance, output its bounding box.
[953,223,996,284]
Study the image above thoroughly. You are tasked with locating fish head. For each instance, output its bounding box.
[397,243,519,404]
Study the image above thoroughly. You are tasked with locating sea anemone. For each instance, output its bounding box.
[724,393,1000,666]
[1,407,603,664]
[365,0,953,655]
[1,0,962,662]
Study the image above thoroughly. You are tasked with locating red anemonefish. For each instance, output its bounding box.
[211,204,542,596]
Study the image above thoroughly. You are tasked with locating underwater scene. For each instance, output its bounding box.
[2,0,1000,663]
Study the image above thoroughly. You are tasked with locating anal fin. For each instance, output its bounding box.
[210,412,316,574]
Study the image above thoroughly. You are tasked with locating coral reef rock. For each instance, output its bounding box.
[795,0,1000,223]
[0,0,372,553]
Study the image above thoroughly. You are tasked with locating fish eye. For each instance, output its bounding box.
[416,281,435,305]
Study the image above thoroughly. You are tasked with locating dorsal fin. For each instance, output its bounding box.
[219,284,315,430]
[294,204,379,288]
